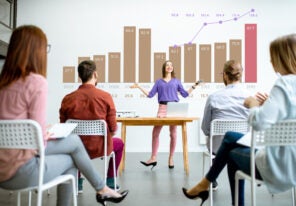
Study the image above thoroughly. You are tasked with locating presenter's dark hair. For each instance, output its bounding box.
[78,60,97,83]
[0,25,47,90]
[162,60,176,78]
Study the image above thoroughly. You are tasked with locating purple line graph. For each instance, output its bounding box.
[172,8,256,48]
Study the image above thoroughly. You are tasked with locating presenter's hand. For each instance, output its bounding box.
[130,83,139,89]
[195,80,203,86]
[191,80,204,90]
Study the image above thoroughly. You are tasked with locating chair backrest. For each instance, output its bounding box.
[65,119,107,156]
[249,119,296,205]
[252,119,296,147]
[66,119,107,136]
[0,119,78,206]
[66,119,109,182]
[208,119,249,161]
[0,119,45,190]
[210,119,249,137]
[0,119,44,152]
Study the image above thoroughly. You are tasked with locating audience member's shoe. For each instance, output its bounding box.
[78,177,84,193]
[96,190,129,206]
[182,188,209,206]
[212,180,218,191]
[107,177,121,190]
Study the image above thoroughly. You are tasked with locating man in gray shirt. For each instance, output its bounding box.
[201,60,250,189]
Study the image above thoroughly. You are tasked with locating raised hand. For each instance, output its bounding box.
[255,92,268,105]
[130,83,139,89]
[244,96,260,108]
[195,80,204,86]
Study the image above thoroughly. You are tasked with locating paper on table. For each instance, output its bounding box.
[237,132,251,147]
[48,123,77,138]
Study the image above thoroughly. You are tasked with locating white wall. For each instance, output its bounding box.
[16,0,296,152]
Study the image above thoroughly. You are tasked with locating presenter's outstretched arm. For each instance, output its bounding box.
[130,83,149,96]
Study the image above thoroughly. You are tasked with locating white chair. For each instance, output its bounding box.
[66,119,117,191]
[0,119,77,206]
[202,119,249,206]
[235,120,296,206]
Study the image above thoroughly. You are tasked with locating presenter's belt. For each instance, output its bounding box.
[159,101,168,105]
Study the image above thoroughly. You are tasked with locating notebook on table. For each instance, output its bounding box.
[166,102,189,117]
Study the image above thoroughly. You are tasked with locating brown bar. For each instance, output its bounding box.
[154,52,166,81]
[199,44,211,83]
[78,57,90,83]
[78,56,90,65]
[63,66,75,83]
[214,43,226,83]
[229,39,242,64]
[108,52,121,83]
[184,44,196,83]
[93,55,106,83]
[169,46,181,79]
[139,28,151,83]
[124,26,136,83]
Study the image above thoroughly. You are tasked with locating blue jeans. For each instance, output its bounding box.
[205,131,262,206]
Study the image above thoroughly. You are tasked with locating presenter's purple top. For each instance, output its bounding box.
[147,78,189,103]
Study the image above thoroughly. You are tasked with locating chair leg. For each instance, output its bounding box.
[209,183,213,206]
[202,152,205,176]
[36,190,42,206]
[292,187,296,206]
[112,152,117,191]
[104,156,108,184]
[17,192,21,206]
[28,191,32,206]
[234,174,239,206]
[76,171,79,195]
[71,176,78,206]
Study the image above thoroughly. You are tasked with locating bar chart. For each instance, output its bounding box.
[62,9,257,84]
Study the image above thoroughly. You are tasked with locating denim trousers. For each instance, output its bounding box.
[205,131,262,206]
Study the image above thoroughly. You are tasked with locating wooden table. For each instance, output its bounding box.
[116,117,198,175]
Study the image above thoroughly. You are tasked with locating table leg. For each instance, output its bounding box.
[181,122,189,175]
[119,123,126,175]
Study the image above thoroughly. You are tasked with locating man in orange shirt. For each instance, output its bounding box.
[59,60,123,192]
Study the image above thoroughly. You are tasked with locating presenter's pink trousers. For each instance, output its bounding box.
[152,104,177,157]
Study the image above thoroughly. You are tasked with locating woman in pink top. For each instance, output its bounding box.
[0,25,128,206]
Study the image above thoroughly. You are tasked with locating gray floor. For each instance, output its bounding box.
[0,152,293,206]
